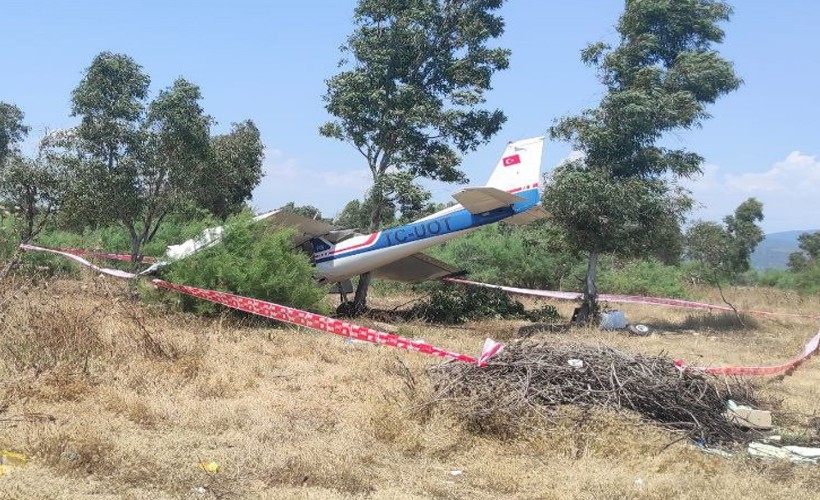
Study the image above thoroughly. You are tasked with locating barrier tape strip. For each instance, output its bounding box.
[20,244,139,279]
[19,243,500,366]
[445,278,820,320]
[19,244,818,376]
[446,278,820,376]
[55,247,157,264]
[677,329,820,376]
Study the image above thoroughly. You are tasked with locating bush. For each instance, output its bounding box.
[599,259,686,298]
[158,213,327,314]
[410,283,560,324]
[427,224,581,289]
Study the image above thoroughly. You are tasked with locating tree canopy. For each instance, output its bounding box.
[685,198,764,313]
[544,0,741,320]
[321,0,511,311]
[0,102,29,166]
[787,231,820,272]
[56,52,264,262]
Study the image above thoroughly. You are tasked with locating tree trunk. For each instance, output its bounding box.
[348,175,387,315]
[577,252,599,324]
[127,225,143,271]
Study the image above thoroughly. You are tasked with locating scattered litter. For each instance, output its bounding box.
[60,448,80,462]
[694,439,734,457]
[192,486,209,495]
[725,400,772,430]
[567,359,584,369]
[702,446,734,458]
[449,470,463,477]
[634,477,644,489]
[748,442,819,464]
[0,450,28,476]
[198,461,220,473]
[599,310,627,330]
[1,450,27,466]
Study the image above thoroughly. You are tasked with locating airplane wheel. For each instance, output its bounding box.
[628,324,652,336]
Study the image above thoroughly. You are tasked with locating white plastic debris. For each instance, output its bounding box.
[449,470,463,477]
[567,359,584,369]
[748,442,819,464]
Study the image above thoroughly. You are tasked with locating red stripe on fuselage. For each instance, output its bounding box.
[507,183,538,194]
[329,231,380,256]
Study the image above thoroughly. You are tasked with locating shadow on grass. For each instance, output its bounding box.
[653,312,760,334]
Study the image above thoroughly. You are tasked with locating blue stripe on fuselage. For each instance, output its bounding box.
[314,189,539,264]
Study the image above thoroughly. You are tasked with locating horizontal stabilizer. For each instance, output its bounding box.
[260,210,337,246]
[371,252,459,283]
[453,187,524,215]
[504,205,549,226]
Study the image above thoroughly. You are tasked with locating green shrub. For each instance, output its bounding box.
[599,259,686,298]
[158,213,327,314]
[410,283,560,324]
[427,224,581,289]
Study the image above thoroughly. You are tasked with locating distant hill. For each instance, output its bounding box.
[751,230,820,270]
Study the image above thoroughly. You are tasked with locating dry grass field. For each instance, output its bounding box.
[1,275,819,499]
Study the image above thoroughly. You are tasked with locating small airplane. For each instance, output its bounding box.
[145,136,546,299]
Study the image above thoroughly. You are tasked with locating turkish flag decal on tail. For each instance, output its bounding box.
[502,154,521,167]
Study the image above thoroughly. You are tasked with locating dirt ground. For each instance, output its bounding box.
[1,276,819,499]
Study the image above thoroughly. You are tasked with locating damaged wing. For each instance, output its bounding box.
[452,186,524,214]
[371,252,461,283]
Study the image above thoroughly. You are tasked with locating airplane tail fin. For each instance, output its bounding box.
[484,136,544,193]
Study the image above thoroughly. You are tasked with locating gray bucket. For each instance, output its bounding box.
[599,310,627,330]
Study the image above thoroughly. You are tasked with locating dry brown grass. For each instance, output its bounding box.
[0,276,818,499]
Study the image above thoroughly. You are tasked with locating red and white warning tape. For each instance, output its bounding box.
[19,244,820,376]
[152,279,502,365]
[20,244,140,279]
[678,329,820,376]
[445,278,820,320]
[54,247,157,263]
[447,278,820,376]
[19,244,501,366]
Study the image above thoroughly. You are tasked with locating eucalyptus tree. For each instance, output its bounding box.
[0,102,29,166]
[685,198,764,317]
[544,0,742,321]
[321,0,510,312]
[63,52,263,264]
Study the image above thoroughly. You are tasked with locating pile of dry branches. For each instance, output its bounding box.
[430,339,757,443]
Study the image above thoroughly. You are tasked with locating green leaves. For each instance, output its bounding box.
[161,214,326,314]
[552,0,740,180]
[61,52,263,261]
[685,198,765,283]
[71,52,150,162]
[542,161,691,260]
[322,0,510,230]
[0,102,29,165]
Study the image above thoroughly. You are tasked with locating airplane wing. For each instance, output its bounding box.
[370,252,461,283]
[453,187,525,214]
[503,205,549,226]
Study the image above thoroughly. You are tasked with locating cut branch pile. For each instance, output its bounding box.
[430,339,757,443]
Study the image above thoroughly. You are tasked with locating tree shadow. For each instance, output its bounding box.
[652,312,760,334]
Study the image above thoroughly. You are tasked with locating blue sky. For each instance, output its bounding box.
[2,1,818,232]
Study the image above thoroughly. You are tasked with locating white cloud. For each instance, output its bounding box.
[684,151,820,232]
[251,149,372,218]
[724,152,820,194]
